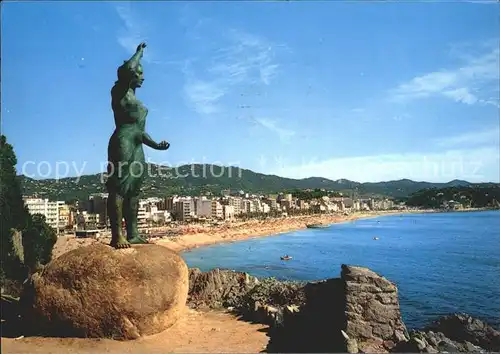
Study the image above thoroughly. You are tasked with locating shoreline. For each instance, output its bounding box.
[53,211,403,259]
[155,210,406,253]
[154,208,495,253]
[51,208,495,259]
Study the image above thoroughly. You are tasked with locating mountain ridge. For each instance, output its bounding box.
[18,163,497,202]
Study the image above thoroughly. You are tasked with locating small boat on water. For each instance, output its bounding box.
[306,223,329,229]
[373,237,379,240]
[280,255,292,261]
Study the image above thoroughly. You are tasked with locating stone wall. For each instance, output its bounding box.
[342,264,408,351]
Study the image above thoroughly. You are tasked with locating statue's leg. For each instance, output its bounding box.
[124,195,148,244]
[108,192,130,248]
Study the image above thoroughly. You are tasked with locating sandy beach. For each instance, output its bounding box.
[155,211,405,252]
[51,210,406,259]
[150,208,487,253]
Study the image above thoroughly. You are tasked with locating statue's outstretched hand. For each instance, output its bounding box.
[136,42,147,52]
[157,141,170,150]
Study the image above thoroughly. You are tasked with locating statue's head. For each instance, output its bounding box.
[117,62,144,89]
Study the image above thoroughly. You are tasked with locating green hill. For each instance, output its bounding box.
[18,163,497,202]
[405,185,500,209]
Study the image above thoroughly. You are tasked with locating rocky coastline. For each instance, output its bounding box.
[2,261,498,353]
[187,265,500,353]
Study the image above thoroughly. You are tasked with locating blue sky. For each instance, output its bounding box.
[2,1,499,183]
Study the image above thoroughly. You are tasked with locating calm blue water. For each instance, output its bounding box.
[182,211,500,329]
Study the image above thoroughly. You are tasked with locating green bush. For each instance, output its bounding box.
[22,214,57,271]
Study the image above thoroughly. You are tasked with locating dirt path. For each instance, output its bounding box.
[2,308,269,353]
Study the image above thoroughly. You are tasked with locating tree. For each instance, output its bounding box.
[22,214,57,272]
[0,135,29,280]
[0,135,57,281]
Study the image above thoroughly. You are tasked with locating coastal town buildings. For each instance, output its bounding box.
[23,189,400,233]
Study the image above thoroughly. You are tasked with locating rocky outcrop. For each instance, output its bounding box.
[393,313,500,353]
[393,329,486,353]
[342,264,409,351]
[187,265,499,353]
[425,313,500,351]
[22,243,189,340]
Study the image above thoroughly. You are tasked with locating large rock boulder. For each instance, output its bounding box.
[22,243,189,340]
[342,264,409,352]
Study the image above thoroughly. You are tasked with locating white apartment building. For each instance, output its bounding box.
[251,199,263,212]
[194,197,212,218]
[174,199,194,221]
[151,210,171,224]
[138,204,148,226]
[227,197,242,215]
[141,197,163,205]
[146,204,158,214]
[211,200,224,219]
[242,199,256,213]
[83,211,100,225]
[223,205,235,220]
[24,197,65,231]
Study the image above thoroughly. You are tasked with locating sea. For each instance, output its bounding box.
[182,211,500,329]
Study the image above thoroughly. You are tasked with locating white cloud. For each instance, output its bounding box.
[254,118,295,142]
[462,0,499,4]
[182,25,285,117]
[183,80,225,115]
[434,127,500,147]
[390,42,499,107]
[209,29,280,86]
[115,4,154,63]
[270,147,499,183]
[266,127,500,183]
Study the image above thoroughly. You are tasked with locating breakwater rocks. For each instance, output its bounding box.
[188,265,499,353]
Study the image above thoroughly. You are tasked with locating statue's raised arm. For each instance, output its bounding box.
[128,42,147,69]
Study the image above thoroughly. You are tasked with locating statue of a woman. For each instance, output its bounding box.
[106,42,169,249]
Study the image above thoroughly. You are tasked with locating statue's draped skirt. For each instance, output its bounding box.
[107,116,146,198]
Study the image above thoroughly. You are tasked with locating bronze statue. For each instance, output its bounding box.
[106,42,169,249]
